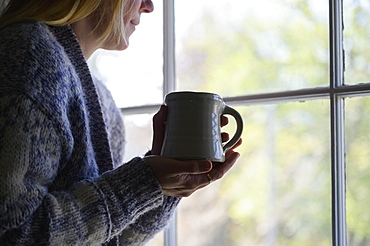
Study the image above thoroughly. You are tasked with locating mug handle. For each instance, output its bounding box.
[222,105,244,152]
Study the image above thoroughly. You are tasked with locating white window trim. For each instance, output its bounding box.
[330,0,346,245]
[163,1,177,245]
[119,0,370,245]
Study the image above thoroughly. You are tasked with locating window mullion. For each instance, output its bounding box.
[329,0,347,245]
[163,0,176,95]
[163,1,177,246]
[330,95,346,246]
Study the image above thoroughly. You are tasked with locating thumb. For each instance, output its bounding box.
[153,105,167,126]
[151,105,167,155]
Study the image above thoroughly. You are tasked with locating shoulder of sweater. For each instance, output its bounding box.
[0,21,81,104]
[0,21,61,66]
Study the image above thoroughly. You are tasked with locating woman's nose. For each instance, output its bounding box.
[140,0,154,13]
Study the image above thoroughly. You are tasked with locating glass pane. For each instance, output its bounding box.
[146,231,164,246]
[122,114,153,162]
[177,100,331,246]
[175,0,329,96]
[345,97,370,245]
[343,0,370,84]
[88,0,163,108]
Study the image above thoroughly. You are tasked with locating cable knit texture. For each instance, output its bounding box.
[0,21,179,246]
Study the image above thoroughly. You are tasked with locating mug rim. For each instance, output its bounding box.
[165,91,223,101]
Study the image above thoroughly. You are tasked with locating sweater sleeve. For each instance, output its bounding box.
[0,95,176,245]
[118,196,180,245]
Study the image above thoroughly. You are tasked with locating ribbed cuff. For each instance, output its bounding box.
[94,157,163,237]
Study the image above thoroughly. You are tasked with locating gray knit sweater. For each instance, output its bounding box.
[0,21,179,245]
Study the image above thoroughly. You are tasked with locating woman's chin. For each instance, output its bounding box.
[102,39,129,51]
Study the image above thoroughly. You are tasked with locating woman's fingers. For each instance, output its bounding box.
[160,151,240,197]
[143,156,219,197]
[229,138,243,151]
[209,151,240,182]
[221,132,230,142]
[145,131,242,198]
[221,115,229,127]
[144,156,212,186]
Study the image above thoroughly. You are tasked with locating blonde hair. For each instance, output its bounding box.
[0,0,130,45]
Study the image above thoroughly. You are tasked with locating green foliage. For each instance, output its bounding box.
[176,0,329,96]
[344,2,370,84]
[176,0,370,245]
[345,97,370,245]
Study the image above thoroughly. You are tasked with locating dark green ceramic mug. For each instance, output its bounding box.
[161,91,243,162]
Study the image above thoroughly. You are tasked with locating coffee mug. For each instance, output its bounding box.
[161,91,243,162]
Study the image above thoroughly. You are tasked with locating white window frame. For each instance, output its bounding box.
[120,0,370,245]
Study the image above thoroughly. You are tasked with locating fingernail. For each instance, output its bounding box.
[202,160,212,171]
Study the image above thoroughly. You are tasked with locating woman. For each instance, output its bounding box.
[0,0,241,245]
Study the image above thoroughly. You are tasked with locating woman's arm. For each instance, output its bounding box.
[0,95,166,245]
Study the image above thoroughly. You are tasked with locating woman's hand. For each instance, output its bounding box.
[147,105,242,198]
[144,152,240,198]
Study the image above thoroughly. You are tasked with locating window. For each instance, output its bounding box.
[88,0,370,245]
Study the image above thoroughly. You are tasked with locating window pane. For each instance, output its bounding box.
[88,0,163,108]
[177,100,331,245]
[122,114,153,162]
[146,231,164,246]
[175,0,329,96]
[345,97,370,245]
[343,0,370,84]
